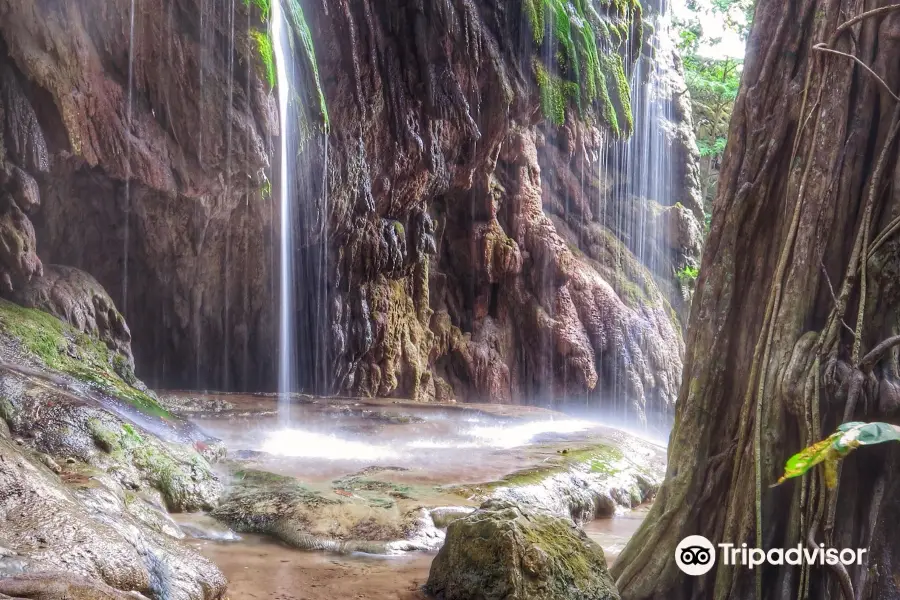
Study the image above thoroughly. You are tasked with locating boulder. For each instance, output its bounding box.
[211,469,430,553]
[0,573,139,599]
[0,420,225,600]
[8,265,133,370]
[427,500,620,600]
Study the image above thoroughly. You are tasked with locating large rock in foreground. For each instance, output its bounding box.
[427,500,620,600]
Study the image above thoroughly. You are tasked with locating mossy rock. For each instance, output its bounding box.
[0,299,170,419]
[427,500,620,600]
[525,0,641,135]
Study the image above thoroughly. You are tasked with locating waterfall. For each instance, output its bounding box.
[272,0,296,423]
[595,0,684,432]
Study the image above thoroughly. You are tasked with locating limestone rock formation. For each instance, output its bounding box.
[0,574,139,600]
[314,0,700,420]
[9,265,134,370]
[0,296,226,598]
[211,468,430,553]
[0,0,702,422]
[426,500,620,600]
[0,0,277,391]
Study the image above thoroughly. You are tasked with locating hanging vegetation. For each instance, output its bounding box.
[523,0,642,136]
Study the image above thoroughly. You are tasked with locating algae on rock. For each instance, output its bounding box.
[0,298,168,418]
[427,500,620,600]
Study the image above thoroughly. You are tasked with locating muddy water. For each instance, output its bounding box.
[583,505,651,564]
[171,394,656,597]
[189,512,647,599]
[190,535,430,600]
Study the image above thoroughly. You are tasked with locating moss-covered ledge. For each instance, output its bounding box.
[447,442,661,522]
[525,0,643,136]
[0,298,169,418]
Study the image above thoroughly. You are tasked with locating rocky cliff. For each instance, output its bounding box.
[0,0,701,422]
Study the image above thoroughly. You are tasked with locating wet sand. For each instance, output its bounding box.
[191,534,432,600]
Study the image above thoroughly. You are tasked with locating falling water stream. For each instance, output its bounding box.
[591,0,681,432]
[108,1,677,592]
[272,0,296,424]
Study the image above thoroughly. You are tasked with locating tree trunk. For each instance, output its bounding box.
[611,1,900,599]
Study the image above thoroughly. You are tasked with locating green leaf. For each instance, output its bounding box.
[775,422,900,487]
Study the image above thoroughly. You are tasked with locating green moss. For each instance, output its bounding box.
[521,517,595,585]
[87,418,121,453]
[127,435,213,510]
[121,423,143,445]
[333,476,414,500]
[524,0,641,136]
[286,0,330,132]
[0,396,14,425]
[450,443,626,497]
[0,299,170,419]
[234,468,299,487]
[242,0,270,21]
[250,29,276,89]
[535,62,581,127]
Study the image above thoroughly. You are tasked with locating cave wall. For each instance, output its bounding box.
[0,0,279,391]
[0,0,702,421]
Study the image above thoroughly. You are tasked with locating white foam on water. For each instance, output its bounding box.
[261,419,596,459]
[407,439,482,449]
[466,419,595,449]
[261,429,398,460]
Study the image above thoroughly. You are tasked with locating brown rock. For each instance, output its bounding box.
[9,265,133,368]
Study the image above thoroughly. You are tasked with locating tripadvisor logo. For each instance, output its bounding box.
[676,536,716,576]
[675,535,868,576]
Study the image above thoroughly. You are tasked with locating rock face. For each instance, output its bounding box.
[427,500,620,600]
[0,0,277,392]
[0,0,702,420]
[0,574,138,600]
[9,265,134,369]
[312,0,700,420]
[0,293,226,599]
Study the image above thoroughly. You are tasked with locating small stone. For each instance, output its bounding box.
[38,453,61,474]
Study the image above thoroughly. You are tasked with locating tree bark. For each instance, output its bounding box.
[611,1,900,599]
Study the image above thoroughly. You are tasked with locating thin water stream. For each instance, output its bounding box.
[273,0,296,423]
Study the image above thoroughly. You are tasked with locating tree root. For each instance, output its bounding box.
[812,45,899,103]
[830,5,900,45]
[807,532,855,600]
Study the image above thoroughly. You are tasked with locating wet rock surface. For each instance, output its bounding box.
[0,0,699,420]
[0,573,140,600]
[211,468,429,554]
[427,500,620,600]
[0,298,225,599]
[190,393,663,561]
[9,265,134,368]
[0,404,225,600]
